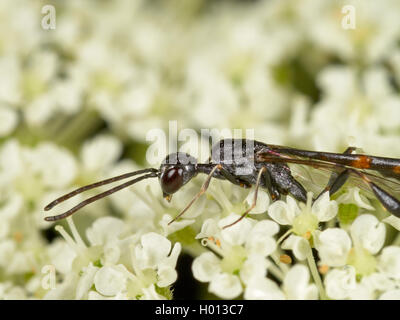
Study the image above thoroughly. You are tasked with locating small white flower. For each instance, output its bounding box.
[86,217,126,246]
[94,265,127,297]
[350,214,386,255]
[245,264,318,300]
[314,229,352,266]
[192,214,279,299]
[81,135,122,173]
[134,232,181,287]
[324,266,357,300]
[159,214,195,237]
[47,239,77,275]
[244,277,285,300]
[315,214,385,269]
[244,189,270,214]
[268,192,337,235]
[76,263,99,300]
[269,192,337,260]
[378,246,400,280]
[282,264,318,300]
[209,273,243,299]
[336,187,375,211]
[53,218,181,299]
[281,234,310,261]
[192,252,221,283]
[141,284,167,300]
[319,215,395,299]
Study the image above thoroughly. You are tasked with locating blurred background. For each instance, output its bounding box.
[0,0,400,299]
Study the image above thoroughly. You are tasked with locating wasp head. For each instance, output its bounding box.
[159,152,197,201]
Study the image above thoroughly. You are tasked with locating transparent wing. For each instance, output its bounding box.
[256,153,400,199]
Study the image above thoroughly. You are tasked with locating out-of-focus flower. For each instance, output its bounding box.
[245,264,318,300]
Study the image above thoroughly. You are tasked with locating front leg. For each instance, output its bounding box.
[263,168,281,201]
[222,167,267,229]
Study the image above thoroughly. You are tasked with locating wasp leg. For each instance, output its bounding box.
[315,147,356,201]
[344,147,357,154]
[168,164,222,225]
[287,178,308,203]
[351,169,400,218]
[264,168,281,202]
[267,163,307,203]
[222,167,267,229]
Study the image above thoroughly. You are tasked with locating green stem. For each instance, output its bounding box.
[277,228,293,246]
[306,244,327,300]
[393,235,400,246]
[267,258,284,282]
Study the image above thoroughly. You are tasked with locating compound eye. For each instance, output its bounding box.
[160,167,184,194]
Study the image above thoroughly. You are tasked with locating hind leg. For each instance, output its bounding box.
[267,163,308,203]
[263,168,281,202]
[315,147,356,201]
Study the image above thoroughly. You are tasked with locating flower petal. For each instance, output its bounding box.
[157,265,177,287]
[195,218,220,240]
[268,200,295,225]
[240,254,268,284]
[245,189,270,214]
[160,214,195,236]
[282,234,310,261]
[314,228,352,267]
[325,266,357,300]
[209,273,242,299]
[244,277,285,300]
[378,246,400,280]
[382,215,400,231]
[135,232,172,269]
[283,264,318,300]
[313,191,338,222]
[93,266,127,297]
[86,217,125,246]
[218,214,253,246]
[192,252,221,282]
[76,263,99,299]
[350,214,385,254]
[336,187,375,211]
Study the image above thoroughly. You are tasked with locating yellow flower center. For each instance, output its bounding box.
[220,245,247,275]
[292,212,319,237]
[347,246,377,278]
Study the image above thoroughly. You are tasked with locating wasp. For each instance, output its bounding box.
[44,139,400,228]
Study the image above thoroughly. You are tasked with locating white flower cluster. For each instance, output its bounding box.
[45,217,181,300]
[0,0,399,300]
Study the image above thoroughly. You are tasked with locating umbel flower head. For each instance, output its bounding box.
[1,0,400,301]
[192,214,280,299]
[268,192,338,260]
[45,217,181,300]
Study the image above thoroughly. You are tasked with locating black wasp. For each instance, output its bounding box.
[45,139,400,228]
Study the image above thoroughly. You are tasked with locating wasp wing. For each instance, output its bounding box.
[255,152,400,200]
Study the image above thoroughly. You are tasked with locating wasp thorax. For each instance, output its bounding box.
[159,152,197,197]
